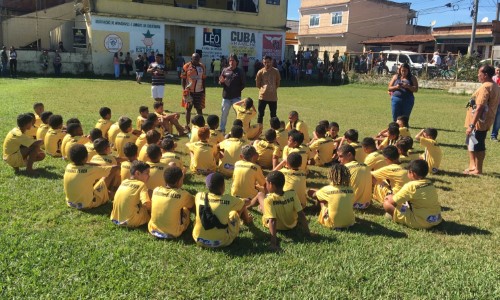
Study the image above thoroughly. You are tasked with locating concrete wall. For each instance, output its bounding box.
[9,50,92,75]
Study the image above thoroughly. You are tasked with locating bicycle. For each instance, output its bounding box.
[427,66,456,80]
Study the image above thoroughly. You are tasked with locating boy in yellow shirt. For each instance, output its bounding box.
[376,122,400,150]
[271,117,288,151]
[308,124,335,166]
[251,171,311,251]
[120,142,138,182]
[149,166,195,239]
[33,102,44,128]
[207,115,225,146]
[64,144,120,209]
[25,113,38,139]
[89,138,118,166]
[396,115,411,137]
[62,123,90,160]
[187,127,218,175]
[362,137,387,171]
[160,137,183,169]
[253,129,281,169]
[146,144,169,190]
[343,129,366,163]
[233,97,262,140]
[309,164,355,229]
[44,114,65,157]
[396,136,419,168]
[415,128,442,174]
[285,111,310,143]
[337,145,372,209]
[111,160,151,227]
[231,145,266,199]
[193,172,252,248]
[107,119,122,151]
[154,101,186,136]
[276,130,311,172]
[36,111,53,145]
[218,125,246,177]
[383,159,442,229]
[136,105,149,131]
[84,128,102,163]
[60,118,82,159]
[95,107,113,139]
[188,115,206,143]
[3,113,45,174]
[135,120,155,151]
[115,117,140,159]
[281,152,308,208]
[138,129,161,162]
[371,146,410,204]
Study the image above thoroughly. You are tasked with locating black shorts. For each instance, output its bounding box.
[473,130,487,152]
[189,92,205,110]
[243,66,249,73]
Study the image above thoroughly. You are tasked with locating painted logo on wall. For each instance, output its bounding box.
[203,28,222,48]
[262,34,283,60]
[104,34,123,53]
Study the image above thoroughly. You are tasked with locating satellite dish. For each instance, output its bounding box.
[481,17,489,23]
[430,20,437,26]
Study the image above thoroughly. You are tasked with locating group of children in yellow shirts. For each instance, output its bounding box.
[3,100,444,250]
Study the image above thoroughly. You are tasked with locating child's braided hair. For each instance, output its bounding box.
[327,163,350,187]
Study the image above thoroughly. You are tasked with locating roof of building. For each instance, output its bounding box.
[433,22,491,29]
[360,34,435,45]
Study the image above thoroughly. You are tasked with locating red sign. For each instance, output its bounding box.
[262,34,282,60]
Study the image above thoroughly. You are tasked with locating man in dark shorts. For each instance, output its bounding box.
[464,65,500,175]
[181,53,206,130]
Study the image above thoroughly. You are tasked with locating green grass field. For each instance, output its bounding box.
[0,77,499,299]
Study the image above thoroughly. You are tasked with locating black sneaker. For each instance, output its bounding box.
[491,137,499,142]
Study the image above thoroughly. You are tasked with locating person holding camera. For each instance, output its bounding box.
[147,53,166,102]
[464,65,500,175]
[388,63,418,124]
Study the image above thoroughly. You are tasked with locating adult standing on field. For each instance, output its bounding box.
[218,53,245,134]
[464,65,500,175]
[9,46,17,78]
[387,63,418,124]
[1,46,8,76]
[181,53,206,129]
[256,55,281,127]
[147,53,166,102]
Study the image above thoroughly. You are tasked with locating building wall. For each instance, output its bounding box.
[301,0,349,8]
[4,50,92,75]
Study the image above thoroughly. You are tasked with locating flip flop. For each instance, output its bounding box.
[463,169,480,176]
[463,168,475,174]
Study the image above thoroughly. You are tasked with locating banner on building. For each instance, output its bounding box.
[73,28,87,48]
[262,34,283,60]
[202,28,223,59]
[228,30,257,59]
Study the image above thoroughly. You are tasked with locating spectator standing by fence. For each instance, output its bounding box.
[1,46,8,76]
[9,46,17,78]
[53,50,62,76]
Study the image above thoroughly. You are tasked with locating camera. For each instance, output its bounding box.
[465,98,476,109]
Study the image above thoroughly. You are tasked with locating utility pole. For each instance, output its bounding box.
[497,0,500,21]
[468,0,479,56]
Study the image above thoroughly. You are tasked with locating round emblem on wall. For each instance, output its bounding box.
[104,34,123,53]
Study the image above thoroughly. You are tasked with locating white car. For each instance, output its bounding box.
[380,50,428,74]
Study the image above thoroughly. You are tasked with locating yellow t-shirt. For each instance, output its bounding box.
[110,179,151,227]
[26,125,37,139]
[218,138,245,176]
[350,142,366,163]
[95,118,112,138]
[120,160,132,182]
[393,179,442,229]
[364,150,387,171]
[36,124,50,142]
[315,184,355,229]
[399,127,410,137]
[44,128,65,157]
[107,122,121,148]
[115,131,139,159]
[286,120,310,143]
[160,151,183,168]
[149,186,195,238]
[262,191,303,230]
[281,168,308,207]
[345,161,372,208]
[187,141,217,174]
[84,142,97,163]
[419,137,442,173]
[275,128,288,151]
[234,105,260,139]
[189,125,201,143]
[146,161,169,190]
[64,136,90,160]
[379,137,398,149]
[135,132,146,150]
[137,144,150,162]
[371,163,409,195]
[309,137,335,166]
[208,129,224,146]
[254,140,281,169]
[3,127,36,162]
[136,116,146,131]
[231,160,266,198]
[60,134,72,158]
[34,113,42,128]
[63,163,112,208]
[192,192,244,246]
[282,144,311,172]
[89,153,117,166]
[400,150,420,169]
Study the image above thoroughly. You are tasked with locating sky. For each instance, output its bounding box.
[287,0,500,28]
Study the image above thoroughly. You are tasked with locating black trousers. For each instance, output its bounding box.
[257,100,277,124]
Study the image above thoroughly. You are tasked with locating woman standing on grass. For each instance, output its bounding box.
[113,53,120,79]
[388,63,418,125]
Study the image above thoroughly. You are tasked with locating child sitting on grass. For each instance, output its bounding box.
[63,123,89,160]
[138,129,161,162]
[218,125,246,177]
[193,172,252,248]
[189,114,206,143]
[281,152,308,208]
[253,129,281,169]
[90,138,118,166]
[250,171,311,251]
[149,166,195,239]
[44,114,65,157]
[396,136,418,168]
[231,145,266,199]
[207,115,224,146]
[376,122,400,150]
[110,160,151,227]
[286,110,310,143]
[64,144,120,209]
[136,105,149,131]
[187,127,218,175]
[309,164,355,229]
[146,144,169,190]
[25,113,38,139]
[233,97,262,140]
[371,145,409,204]
[396,115,410,137]
[337,144,372,209]
[107,117,122,150]
[95,107,113,139]
[383,159,442,229]
[308,124,335,166]
[271,117,288,151]
[3,113,45,174]
[60,118,82,159]
[120,142,138,182]
[36,111,53,146]
[160,137,183,169]
[154,101,186,136]
[33,102,44,128]
[275,130,310,172]
[361,137,387,171]
[135,120,155,151]
[84,128,102,163]
[415,128,442,174]
[115,117,140,159]
[342,129,366,163]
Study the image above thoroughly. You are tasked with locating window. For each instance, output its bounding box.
[310,15,320,27]
[331,12,342,25]
[398,55,409,64]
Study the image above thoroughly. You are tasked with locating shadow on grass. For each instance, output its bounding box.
[15,166,62,180]
[430,220,491,236]
[350,217,407,239]
[438,170,472,178]
[438,143,467,150]
[484,172,500,179]
[83,201,113,216]
[434,185,453,192]
[441,206,453,212]
[430,177,451,184]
